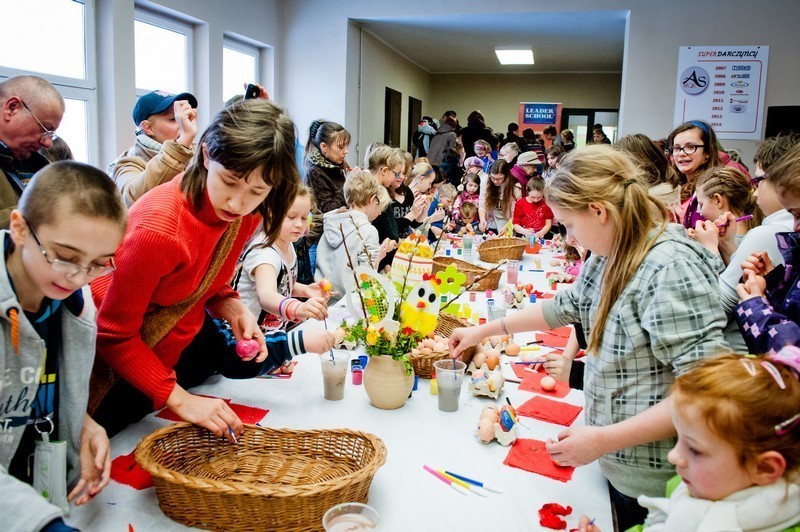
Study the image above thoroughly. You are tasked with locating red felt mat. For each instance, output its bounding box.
[503,438,574,482]
[532,290,555,300]
[517,395,583,426]
[536,332,569,348]
[518,371,570,398]
[512,363,542,380]
[156,397,269,424]
[110,451,153,490]
[544,326,572,338]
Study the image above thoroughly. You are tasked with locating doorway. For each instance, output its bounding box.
[384,87,402,147]
[561,108,619,147]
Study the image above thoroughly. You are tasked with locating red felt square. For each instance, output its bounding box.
[156,396,269,424]
[518,371,570,398]
[517,395,583,426]
[503,438,574,482]
[110,451,153,490]
[536,332,569,348]
[512,363,541,380]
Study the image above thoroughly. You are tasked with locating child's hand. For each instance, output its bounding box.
[429,207,446,223]
[736,269,767,301]
[479,220,488,232]
[69,415,111,506]
[691,219,720,252]
[576,515,601,532]
[741,251,774,278]
[167,387,242,443]
[303,330,335,354]
[226,306,268,362]
[174,99,197,147]
[296,296,329,321]
[378,238,396,262]
[543,352,571,382]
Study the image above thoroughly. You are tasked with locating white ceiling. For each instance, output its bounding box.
[356,11,628,74]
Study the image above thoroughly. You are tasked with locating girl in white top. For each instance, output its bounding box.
[478,159,523,233]
[235,186,331,330]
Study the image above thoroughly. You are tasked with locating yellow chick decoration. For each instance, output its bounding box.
[504,219,514,238]
[400,280,441,337]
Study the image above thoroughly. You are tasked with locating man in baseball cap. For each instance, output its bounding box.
[511,150,543,187]
[109,89,198,206]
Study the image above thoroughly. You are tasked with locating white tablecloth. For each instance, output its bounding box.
[67,244,613,531]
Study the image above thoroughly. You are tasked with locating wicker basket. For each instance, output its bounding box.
[408,313,476,379]
[135,423,387,532]
[432,257,501,291]
[477,237,527,263]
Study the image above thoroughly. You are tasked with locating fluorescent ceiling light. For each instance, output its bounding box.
[495,46,534,65]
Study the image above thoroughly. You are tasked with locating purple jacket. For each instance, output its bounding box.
[736,232,800,355]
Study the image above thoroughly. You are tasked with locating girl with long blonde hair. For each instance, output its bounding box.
[450,145,729,530]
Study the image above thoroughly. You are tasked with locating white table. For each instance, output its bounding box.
[68,244,613,531]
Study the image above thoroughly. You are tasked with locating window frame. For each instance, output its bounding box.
[0,0,97,163]
[222,37,260,104]
[133,8,194,97]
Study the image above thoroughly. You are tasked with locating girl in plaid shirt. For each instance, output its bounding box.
[450,145,729,530]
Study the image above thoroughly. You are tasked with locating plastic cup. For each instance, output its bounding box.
[433,360,466,412]
[322,502,379,531]
[463,234,474,251]
[506,260,520,285]
[321,351,350,400]
[487,304,507,322]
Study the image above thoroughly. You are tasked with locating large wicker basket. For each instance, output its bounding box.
[477,237,527,263]
[135,423,387,532]
[409,313,476,379]
[432,257,501,291]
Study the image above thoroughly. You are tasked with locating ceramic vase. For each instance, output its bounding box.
[363,355,414,410]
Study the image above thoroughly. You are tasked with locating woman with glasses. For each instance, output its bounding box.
[368,146,407,270]
[478,159,523,233]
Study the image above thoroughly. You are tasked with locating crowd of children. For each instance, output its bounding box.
[1,72,799,531]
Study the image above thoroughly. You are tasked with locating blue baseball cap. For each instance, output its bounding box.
[133,90,197,126]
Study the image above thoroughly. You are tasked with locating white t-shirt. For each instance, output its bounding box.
[235,237,297,330]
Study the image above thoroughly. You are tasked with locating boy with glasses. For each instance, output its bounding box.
[0,75,65,229]
[0,161,127,531]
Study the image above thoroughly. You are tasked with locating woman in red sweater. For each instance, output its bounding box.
[91,100,333,441]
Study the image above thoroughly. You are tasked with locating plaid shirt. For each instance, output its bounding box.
[542,224,730,497]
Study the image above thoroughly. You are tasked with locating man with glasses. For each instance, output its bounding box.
[0,75,64,229]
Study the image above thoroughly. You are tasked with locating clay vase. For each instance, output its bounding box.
[363,355,414,410]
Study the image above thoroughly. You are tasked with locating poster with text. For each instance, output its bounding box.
[674,46,768,140]
[518,102,562,135]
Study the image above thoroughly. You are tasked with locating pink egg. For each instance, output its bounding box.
[235,339,260,358]
[541,375,557,391]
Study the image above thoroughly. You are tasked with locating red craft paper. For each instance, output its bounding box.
[156,397,269,424]
[110,451,153,490]
[544,326,572,338]
[532,290,555,300]
[519,371,570,398]
[536,332,570,348]
[503,438,574,482]
[512,364,540,380]
[517,395,583,426]
[539,503,573,530]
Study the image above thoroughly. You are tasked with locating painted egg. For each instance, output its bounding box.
[235,339,260,359]
[477,418,495,443]
[487,372,504,392]
[501,404,517,421]
[486,353,500,371]
[472,352,487,369]
[500,410,515,432]
[505,343,520,356]
[541,375,557,391]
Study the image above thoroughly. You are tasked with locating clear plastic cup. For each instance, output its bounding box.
[506,260,520,285]
[321,351,350,400]
[433,359,466,412]
[322,502,379,531]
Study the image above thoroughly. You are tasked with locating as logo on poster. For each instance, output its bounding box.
[680,66,709,95]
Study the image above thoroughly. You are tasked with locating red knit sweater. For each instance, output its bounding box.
[91,176,262,408]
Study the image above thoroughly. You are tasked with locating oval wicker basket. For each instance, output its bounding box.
[410,313,476,379]
[477,237,527,263]
[135,423,387,532]
[432,257,501,291]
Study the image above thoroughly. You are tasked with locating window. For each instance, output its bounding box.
[134,11,193,95]
[0,0,96,163]
[223,40,259,105]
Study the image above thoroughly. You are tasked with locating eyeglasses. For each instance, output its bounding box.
[26,220,116,278]
[670,144,704,156]
[21,100,58,141]
[751,174,768,188]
